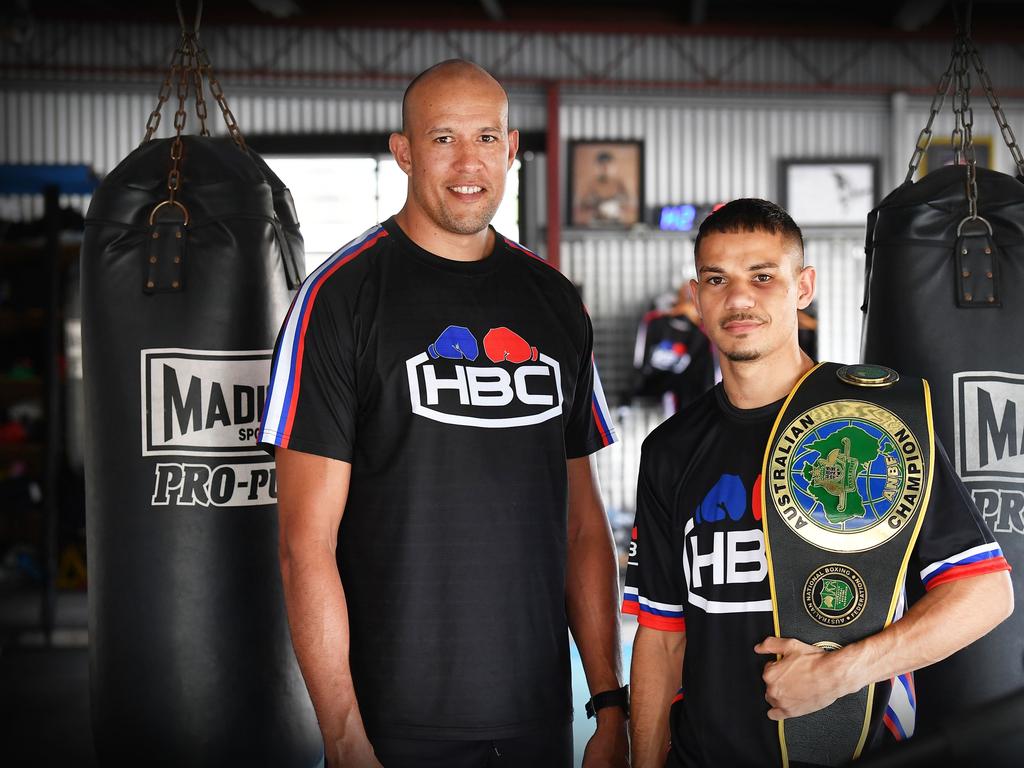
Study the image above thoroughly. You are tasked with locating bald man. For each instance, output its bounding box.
[259,60,628,768]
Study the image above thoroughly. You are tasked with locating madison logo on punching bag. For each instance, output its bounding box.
[406,325,564,428]
[141,348,271,456]
[954,371,1024,536]
[141,348,276,508]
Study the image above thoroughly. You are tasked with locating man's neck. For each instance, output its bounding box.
[394,208,495,263]
[720,345,814,410]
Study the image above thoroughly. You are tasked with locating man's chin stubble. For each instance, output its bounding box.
[723,349,762,362]
[437,201,498,235]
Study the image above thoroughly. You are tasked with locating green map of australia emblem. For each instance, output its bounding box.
[802,426,884,524]
[771,400,928,553]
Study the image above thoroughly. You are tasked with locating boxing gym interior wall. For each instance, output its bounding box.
[3,6,1024,764]
[4,21,1024,520]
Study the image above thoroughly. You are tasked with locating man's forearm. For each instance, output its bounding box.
[566,456,624,696]
[760,570,1014,720]
[832,570,1014,696]
[630,626,685,768]
[281,543,370,751]
[566,521,623,695]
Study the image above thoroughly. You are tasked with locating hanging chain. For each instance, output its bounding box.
[166,33,193,207]
[958,41,980,220]
[191,48,210,136]
[967,38,1024,178]
[196,41,247,151]
[950,37,969,167]
[143,45,184,144]
[903,39,958,184]
[145,0,245,226]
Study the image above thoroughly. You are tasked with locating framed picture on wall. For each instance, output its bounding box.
[920,136,993,176]
[568,140,644,228]
[779,157,879,227]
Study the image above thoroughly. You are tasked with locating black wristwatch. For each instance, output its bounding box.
[585,684,630,719]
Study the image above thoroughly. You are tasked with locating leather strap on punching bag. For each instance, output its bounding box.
[862,18,1024,748]
[82,15,320,766]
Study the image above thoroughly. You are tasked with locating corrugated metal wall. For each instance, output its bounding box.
[6,22,1024,95]
[5,21,1024,516]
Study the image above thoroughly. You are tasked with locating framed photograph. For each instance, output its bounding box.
[569,140,644,228]
[920,136,993,176]
[779,158,879,227]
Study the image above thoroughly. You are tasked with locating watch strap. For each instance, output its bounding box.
[585,684,630,719]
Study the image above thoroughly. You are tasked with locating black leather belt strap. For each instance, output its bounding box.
[760,362,935,767]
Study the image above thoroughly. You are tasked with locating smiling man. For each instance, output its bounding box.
[259,60,627,768]
[624,199,1012,768]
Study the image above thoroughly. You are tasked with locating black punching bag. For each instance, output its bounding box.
[862,161,1024,732]
[81,132,319,765]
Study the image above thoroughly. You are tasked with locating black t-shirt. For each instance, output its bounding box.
[259,218,617,740]
[624,384,1009,768]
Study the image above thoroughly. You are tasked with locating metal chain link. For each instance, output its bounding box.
[190,47,210,135]
[167,34,192,205]
[903,39,958,184]
[145,0,247,228]
[946,34,981,221]
[967,38,1024,178]
[196,42,247,151]
[142,46,184,144]
[950,37,968,167]
[957,38,980,221]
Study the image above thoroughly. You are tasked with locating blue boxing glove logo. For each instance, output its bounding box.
[428,325,479,361]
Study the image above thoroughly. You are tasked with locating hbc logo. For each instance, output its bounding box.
[407,325,563,429]
[682,474,772,614]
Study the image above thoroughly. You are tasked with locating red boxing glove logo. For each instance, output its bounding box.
[483,327,539,364]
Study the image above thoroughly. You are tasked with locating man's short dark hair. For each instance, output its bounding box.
[694,198,804,268]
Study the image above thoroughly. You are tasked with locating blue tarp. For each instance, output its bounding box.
[0,165,98,195]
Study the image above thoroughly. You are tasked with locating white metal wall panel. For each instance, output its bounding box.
[0,85,546,179]
[561,94,893,206]
[805,234,867,365]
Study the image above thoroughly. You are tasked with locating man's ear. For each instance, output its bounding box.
[389,132,412,175]
[689,278,702,319]
[507,129,520,170]
[797,266,816,310]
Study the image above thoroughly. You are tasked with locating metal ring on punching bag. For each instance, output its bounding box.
[956,214,993,237]
[148,199,190,227]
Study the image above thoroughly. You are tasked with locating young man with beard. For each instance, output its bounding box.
[624,198,1013,767]
[259,60,628,768]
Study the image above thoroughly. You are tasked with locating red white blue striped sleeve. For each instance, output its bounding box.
[883,671,917,742]
[259,225,385,450]
[919,541,1011,591]
[589,356,616,448]
[622,585,686,632]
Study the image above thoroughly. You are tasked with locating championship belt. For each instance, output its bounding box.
[760,362,935,767]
